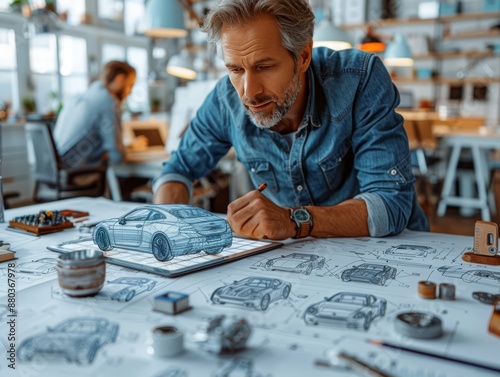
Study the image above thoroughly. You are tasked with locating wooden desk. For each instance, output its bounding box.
[2,197,499,376]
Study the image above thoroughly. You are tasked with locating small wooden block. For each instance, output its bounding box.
[489,300,500,337]
[462,252,500,266]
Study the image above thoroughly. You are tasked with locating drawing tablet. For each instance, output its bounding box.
[47,237,282,278]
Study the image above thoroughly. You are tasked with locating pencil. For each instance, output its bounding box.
[368,339,500,374]
[338,352,394,377]
[257,183,267,192]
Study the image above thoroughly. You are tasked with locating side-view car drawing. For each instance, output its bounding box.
[384,244,437,258]
[93,204,232,261]
[303,292,387,330]
[18,317,119,365]
[341,263,397,285]
[211,277,291,311]
[438,266,500,284]
[265,253,325,275]
[100,276,157,302]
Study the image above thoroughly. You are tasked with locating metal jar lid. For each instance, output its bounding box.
[395,311,443,339]
[57,249,104,268]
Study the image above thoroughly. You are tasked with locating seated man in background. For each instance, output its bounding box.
[54,60,139,168]
[153,0,429,240]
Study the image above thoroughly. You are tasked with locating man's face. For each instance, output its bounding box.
[112,73,136,101]
[221,16,301,129]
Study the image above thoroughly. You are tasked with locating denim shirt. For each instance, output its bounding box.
[154,47,429,236]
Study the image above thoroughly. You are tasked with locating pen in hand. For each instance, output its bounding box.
[257,183,267,192]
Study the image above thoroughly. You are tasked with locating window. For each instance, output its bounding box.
[30,33,58,114]
[102,43,126,64]
[57,0,86,26]
[0,28,19,113]
[124,0,145,36]
[98,0,124,22]
[0,0,10,12]
[59,35,88,103]
[127,46,148,112]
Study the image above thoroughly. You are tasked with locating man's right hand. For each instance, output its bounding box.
[153,182,189,204]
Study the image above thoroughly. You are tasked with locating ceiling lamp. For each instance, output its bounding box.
[143,0,188,38]
[167,50,197,80]
[384,34,414,67]
[358,27,386,53]
[313,19,351,50]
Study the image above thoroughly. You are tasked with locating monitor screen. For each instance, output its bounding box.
[132,128,164,146]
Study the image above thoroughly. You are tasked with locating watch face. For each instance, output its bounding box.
[294,209,311,222]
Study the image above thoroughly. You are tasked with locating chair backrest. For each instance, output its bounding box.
[414,120,437,150]
[403,120,420,150]
[25,122,60,186]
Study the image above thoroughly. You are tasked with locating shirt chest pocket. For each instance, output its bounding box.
[245,159,279,193]
[318,141,352,190]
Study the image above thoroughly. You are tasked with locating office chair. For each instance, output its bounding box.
[24,122,107,202]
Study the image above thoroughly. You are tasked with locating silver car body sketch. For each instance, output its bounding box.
[303,292,387,330]
[93,204,233,261]
[265,253,325,275]
[211,277,291,311]
[100,276,157,302]
[18,317,119,365]
[384,244,437,258]
[341,263,397,285]
[438,266,500,284]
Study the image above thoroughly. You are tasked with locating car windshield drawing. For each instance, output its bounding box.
[93,204,232,261]
[100,277,157,302]
[341,263,397,285]
[211,277,291,311]
[265,253,325,275]
[17,258,58,275]
[384,244,437,257]
[438,266,500,284]
[18,317,119,365]
[303,292,387,330]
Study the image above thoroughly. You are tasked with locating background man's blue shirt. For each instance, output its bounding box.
[154,48,429,236]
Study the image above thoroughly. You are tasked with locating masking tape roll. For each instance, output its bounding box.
[438,283,456,301]
[418,281,437,299]
[395,312,443,339]
[148,325,184,358]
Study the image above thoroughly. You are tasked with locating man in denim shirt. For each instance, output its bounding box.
[153,0,429,240]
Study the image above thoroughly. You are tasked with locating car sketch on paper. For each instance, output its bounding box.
[265,253,325,275]
[438,266,500,284]
[341,263,397,285]
[18,317,119,365]
[100,276,157,302]
[17,258,58,275]
[211,277,291,311]
[93,204,232,261]
[384,244,437,258]
[303,292,387,330]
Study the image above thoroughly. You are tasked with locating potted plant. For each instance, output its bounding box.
[151,97,161,113]
[9,0,28,13]
[22,97,36,114]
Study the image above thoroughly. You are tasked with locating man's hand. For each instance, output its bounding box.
[227,191,295,240]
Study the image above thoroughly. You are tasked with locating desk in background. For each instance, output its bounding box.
[1,198,499,376]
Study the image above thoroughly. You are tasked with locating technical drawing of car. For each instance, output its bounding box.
[265,253,325,275]
[101,277,157,302]
[18,317,119,365]
[17,258,58,275]
[303,292,387,330]
[93,204,232,261]
[384,244,437,258]
[341,263,397,285]
[213,357,265,377]
[211,277,291,311]
[438,266,500,283]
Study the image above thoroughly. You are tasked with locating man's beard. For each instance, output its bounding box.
[242,71,301,129]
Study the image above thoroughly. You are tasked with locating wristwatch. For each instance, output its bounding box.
[290,207,313,239]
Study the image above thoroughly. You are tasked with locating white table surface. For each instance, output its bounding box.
[1,197,499,377]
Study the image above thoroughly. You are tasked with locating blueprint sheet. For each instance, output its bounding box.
[0,198,499,377]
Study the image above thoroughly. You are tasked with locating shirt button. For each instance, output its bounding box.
[338,157,342,162]
[297,185,303,191]
[390,169,397,176]
[251,168,256,173]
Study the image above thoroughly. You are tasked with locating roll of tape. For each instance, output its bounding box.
[148,325,184,358]
[438,283,456,301]
[395,312,443,339]
[418,281,437,299]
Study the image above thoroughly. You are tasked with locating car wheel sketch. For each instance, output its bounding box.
[384,244,437,258]
[341,263,397,285]
[17,258,58,275]
[211,277,291,311]
[303,292,387,330]
[265,253,325,275]
[438,266,500,284]
[101,277,157,302]
[18,317,119,365]
[92,204,232,261]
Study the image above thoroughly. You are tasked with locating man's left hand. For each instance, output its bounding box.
[227,191,295,240]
